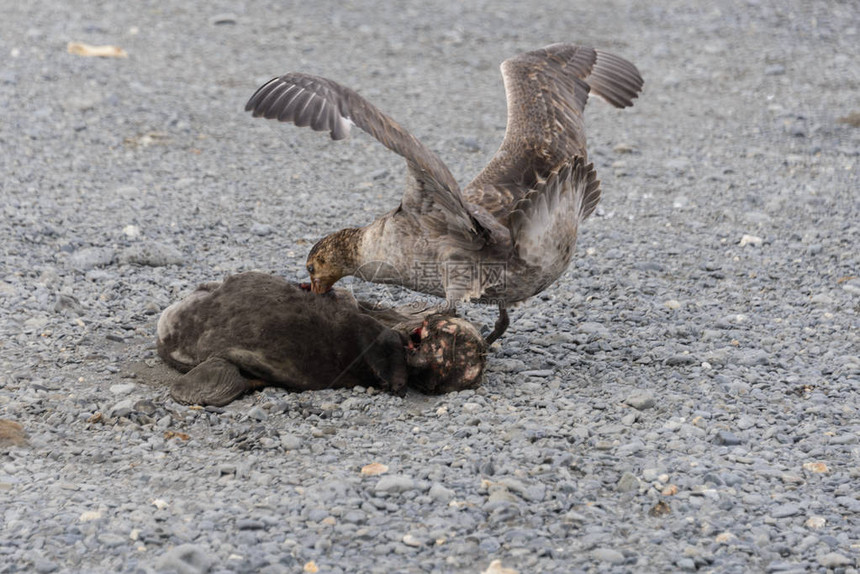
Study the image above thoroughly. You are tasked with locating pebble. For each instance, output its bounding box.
[429,483,455,502]
[68,247,115,270]
[156,544,214,574]
[109,383,137,395]
[374,475,415,494]
[250,222,273,236]
[109,399,136,418]
[591,548,625,564]
[616,472,640,492]
[765,64,786,76]
[771,504,801,518]
[280,433,302,450]
[716,430,743,445]
[625,390,656,410]
[120,242,184,267]
[805,516,826,529]
[817,552,853,568]
[739,234,763,247]
[519,369,553,377]
[248,406,268,421]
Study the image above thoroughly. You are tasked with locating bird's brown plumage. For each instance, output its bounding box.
[245,43,644,343]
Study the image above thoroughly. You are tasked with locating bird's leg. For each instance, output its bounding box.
[484,303,509,346]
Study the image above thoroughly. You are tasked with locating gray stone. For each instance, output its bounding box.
[68,247,115,270]
[120,242,184,267]
[625,390,656,410]
[616,472,641,493]
[109,399,136,418]
[817,552,852,567]
[591,548,625,564]
[772,503,801,518]
[250,222,273,236]
[156,544,214,574]
[248,406,268,421]
[375,475,415,494]
[109,383,137,395]
[520,369,554,377]
[428,483,455,502]
[716,430,743,445]
[280,433,302,450]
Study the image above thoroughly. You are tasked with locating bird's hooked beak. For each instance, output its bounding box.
[310,278,332,295]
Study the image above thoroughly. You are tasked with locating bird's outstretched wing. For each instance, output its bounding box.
[508,157,600,270]
[246,74,487,245]
[467,44,643,216]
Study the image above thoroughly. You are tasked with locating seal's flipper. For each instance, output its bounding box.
[170,357,255,406]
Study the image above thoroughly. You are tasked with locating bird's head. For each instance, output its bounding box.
[306,228,361,294]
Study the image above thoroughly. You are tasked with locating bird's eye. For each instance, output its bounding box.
[307,264,315,275]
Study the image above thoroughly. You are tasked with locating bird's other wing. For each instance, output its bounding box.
[246,73,488,247]
[467,44,642,215]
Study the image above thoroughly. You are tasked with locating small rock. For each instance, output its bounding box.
[120,242,183,267]
[375,475,415,493]
[482,559,519,574]
[0,420,29,448]
[739,234,763,247]
[248,406,267,421]
[156,543,214,574]
[817,552,852,568]
[591,548,625,564]
[802,462,828,473]
[210,13,237,25]
[715,430,742,446]
[109,383,137,395]
[616,472,640,493]
[250,222,273,236]
[429,483,455,502]
[361,462,388,476]
[53,294,85,315]
[625,390,656,410]
[676,557,697,571]
[237,519,265,530]
[772,503,801,518]
[109,399,135,418]
[805,516,826,529]
[764,64,785,76]
[458,136,481,152]
[34,559,58,574]
[578,322,609,337]
[402,534,423,547]
[519,369,553,377]
[79,510,102,522]
[841,278,860,295]
[664,299,681,310]
[280,434,302,450]
[122,224,141,239]
[68,247,115,271]
[714,532,736,544]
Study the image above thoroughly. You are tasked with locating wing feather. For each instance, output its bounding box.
[246,73,487,245]
[466,44,642,217]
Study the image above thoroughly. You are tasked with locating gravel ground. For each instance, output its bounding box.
[2,1,859,572]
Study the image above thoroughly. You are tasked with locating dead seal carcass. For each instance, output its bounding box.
[157,272,486,406]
